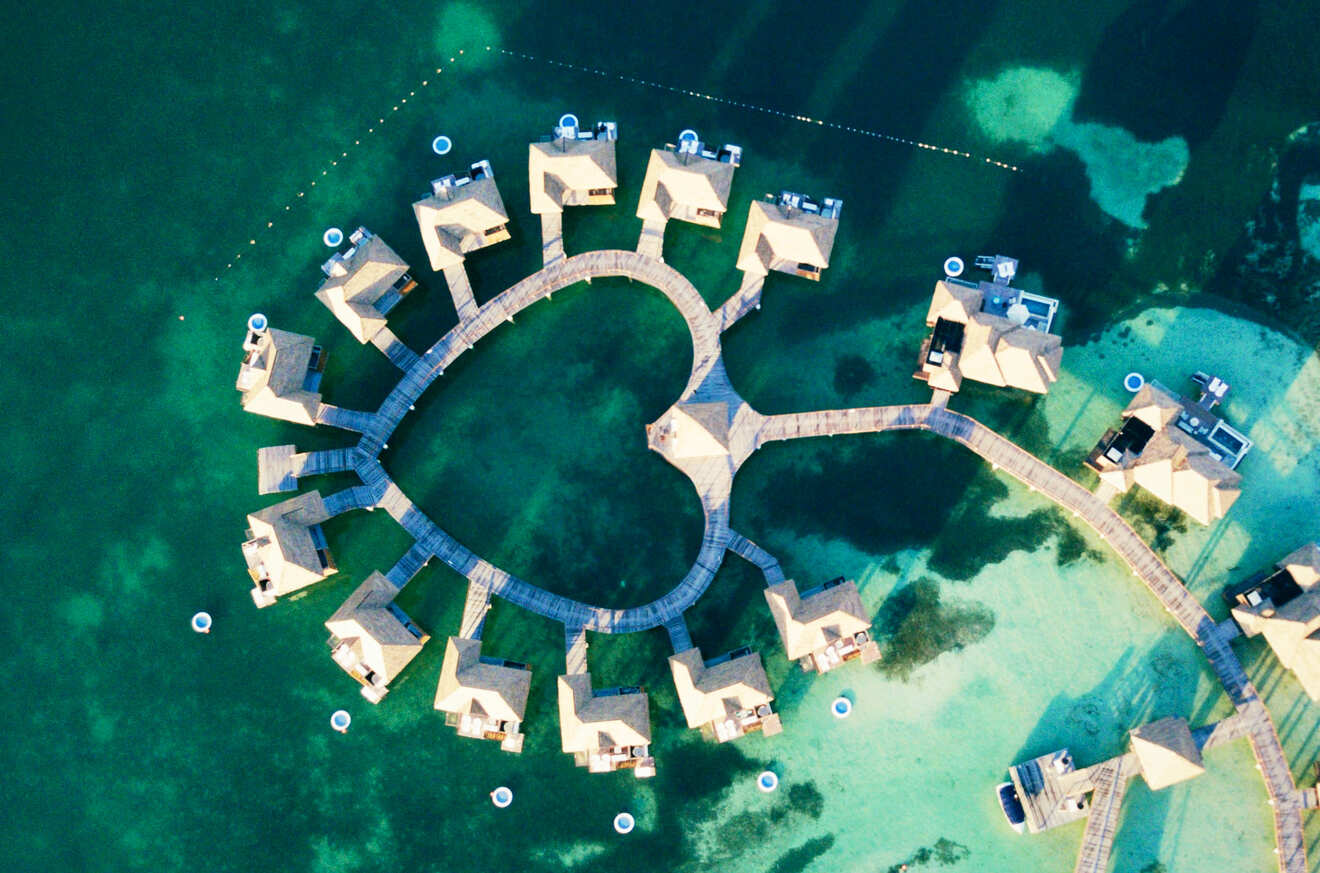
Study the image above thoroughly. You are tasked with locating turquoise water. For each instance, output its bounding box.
[8,2,1320,871]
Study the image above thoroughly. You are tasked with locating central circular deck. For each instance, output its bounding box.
[357,250,742,633]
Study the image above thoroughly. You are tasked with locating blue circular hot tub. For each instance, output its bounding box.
[432,135,453,155]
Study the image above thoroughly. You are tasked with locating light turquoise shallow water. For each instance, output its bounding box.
[7,2,1320,872]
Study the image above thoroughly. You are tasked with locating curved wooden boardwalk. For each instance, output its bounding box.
[757,404,1305,873]
[278,238,1302,871]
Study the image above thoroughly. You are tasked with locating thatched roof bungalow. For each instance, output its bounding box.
[325,572,429,704]
[557,673,655,777]
[435,637,532,753]
[764,578,879,673]
[242,491,335,608]
[668,647,780,742]
[314,228,416,343]
[413,161,511,271]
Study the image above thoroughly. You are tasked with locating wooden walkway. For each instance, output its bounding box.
[442,263,479,323]
[264,222,1301,871]
[257,445,358,493]
[1074,753,1135,873]
[369,327,420,371]
[459,581,491,639]
[757,404,1306,873]
[540,212,565,266]
[637,217,666,260]
[715,273,765,332]
[727,530,786,584]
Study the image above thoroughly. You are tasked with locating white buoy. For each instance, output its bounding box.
[432,135,453,155]
[331,710,351,733]
[831,696,853,719]
[1124,372,1145,393]
[757,771,779,793]
[247,312,268,333]
[490,786,513,808]
[613,812,635,834]
[190,611,212,634]
[943,256,965,277]
[322,227,344,247]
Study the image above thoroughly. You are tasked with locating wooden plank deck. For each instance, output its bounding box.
[442,263,479,323]
[1074,754,1135,873]
[663,615,693,653]
[257,445,297,494]
[565,625,589,674]
[637,217,666,260]
[460,581,492,639]
[715,273,765,332]
[370,327,420,371]
[726,530,786,584]
[314,403,377,433]
[540,211,565,267]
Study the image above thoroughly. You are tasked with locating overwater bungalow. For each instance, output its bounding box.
[557,674,656,777]
[1130,716,1205,789]
[235,323,326,425]
[1227,543,1320,699]
[914,258,1062,395]
[668,646,780,742]
[1085,374,1249,524]
[314,227,416,344]
[412,160,511,271]
[241,491,335,608]
[735,191,841,281]
[636,133,740,229]
[764,578,880,673]
[528,116,618,213]
[325,572,429,704]
[434,637,532,753]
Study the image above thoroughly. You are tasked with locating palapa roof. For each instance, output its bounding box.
[314,233,409,343]
[921,281,1063,394]
[925,279,983,326]
[1129,716,1205,790]
[668,648,773,729]
[413,177,510,271]
[636,149,734,222]
[237,328,321,424]
[1281,543,1320,589]
[765,579,872,660]
[1097,383,1242,524]
[325,572,427,685]
[434,637,531,722]
[1232,544,1320,699]
[528,138,617,213]
[735,200,838,277]
[557,673,651,753]
[664,401,732,458]
[245,491,332,595]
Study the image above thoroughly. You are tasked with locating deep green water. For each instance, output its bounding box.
[8,2,1320,871]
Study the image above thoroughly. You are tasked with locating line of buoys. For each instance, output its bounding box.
[323,227,344,247]
[831,696,853,719]
[490,786,513,808]
[498,48,1019,172]
[331,710,352,733]
[190,612,212,634]
[613,812,635,834]
[757,770,779,793]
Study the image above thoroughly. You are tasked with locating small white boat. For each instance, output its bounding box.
[997,781,1026,834]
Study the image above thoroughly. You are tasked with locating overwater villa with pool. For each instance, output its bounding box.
[1226,543,1320,699]
[914,254,1063,396]
[1085,372,1250,524]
